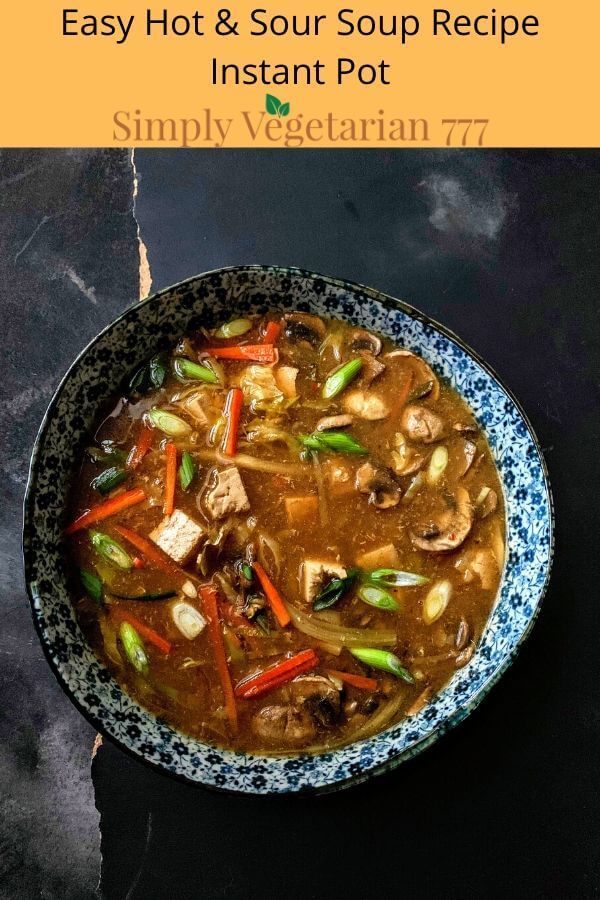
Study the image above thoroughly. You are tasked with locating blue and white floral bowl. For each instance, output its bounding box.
[23,266,554,794]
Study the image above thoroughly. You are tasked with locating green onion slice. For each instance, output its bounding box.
[90,466,127,496]
[80,568,103,605]
[313,569,359,611]
[357,584,401,612]
[350,647,414,683]
[365,569,429,587]
[90,531,133,571]
[299,431,368,456]
[173,358,219,384]
[214,318,252,339]
[119,622,149,674]
[146,408,192,437]
[322,358,363,400]
[179,451,196,491]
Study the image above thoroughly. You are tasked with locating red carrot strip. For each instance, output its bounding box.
[201,584,238,732]
[204,344,276,363]
[325,669,378,691]
[128,423,154,470]
[163,442,177,515]
[111,609,172,655]
[262,321,281,345]
[222,387,243,457]
[64,487,146,535]
[113,524,182,580]
[252,562,291,628]
[235,649,319,699]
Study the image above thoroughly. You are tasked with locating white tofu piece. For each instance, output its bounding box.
[204,467,250,519]
[356,543,400,570]
[302,558,347,604]
[150,509,205,565]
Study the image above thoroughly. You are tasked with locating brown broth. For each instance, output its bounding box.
[68,313,505,753]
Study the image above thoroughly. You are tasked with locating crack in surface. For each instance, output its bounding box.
[131,149,152,300]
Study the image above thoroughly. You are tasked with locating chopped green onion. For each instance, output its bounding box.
[90,531,133,571]
[90,466,127,496]
[118,622,149,674]
[173,358,219,384]
[422,579,452,625]
[214,318,252,339]
[358,584,401,612]
[255,611,271,635]
[178,451,196,491]
[322,358,363,400]
[241,562,254,582]
[350,647,414,683]
[110,590,178,601]
[366,568,429,587]
[80,568,103,605]
[299,431,368,456]
[427,446,449,485]
[313,569,359,611]
[146,408,192,437]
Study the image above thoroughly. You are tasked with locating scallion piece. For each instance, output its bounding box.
[357,584,400,612]
[149,352,169,389]
[299,431,368,456]
[86,443,127,464]
[313,569,359,611]
[173,358,219,384]
[146,408,192,437]
[90,530,133,571]
[119,622,149,674]
[322,358,363,400]
[110,590,178,601]
[366,569,429,587]
[214,318,252,339]
[178,451,196,491]
[80,568,103,605]
[241,562,254,583]
[90,466,127,496]
[350,647,414,683]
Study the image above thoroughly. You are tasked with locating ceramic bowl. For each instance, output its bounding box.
[23,266,554,794]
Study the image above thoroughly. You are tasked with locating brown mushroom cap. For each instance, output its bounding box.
[411,486,473,552]
[401,405,445,444]
[315,414,354,431]
[283,312,326,346]
[350,329,382,356]
[356,461,401,509]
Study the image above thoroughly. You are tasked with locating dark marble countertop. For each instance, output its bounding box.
[1,148,599,899]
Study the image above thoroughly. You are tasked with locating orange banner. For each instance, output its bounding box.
[0,1,597,147]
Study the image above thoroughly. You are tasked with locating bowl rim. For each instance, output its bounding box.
[22,264,555,794]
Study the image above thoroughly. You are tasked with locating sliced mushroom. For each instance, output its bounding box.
[315,414,353,431]
[350,329,382,356]
[343,390,389,421]
[359,351,386,386]
[453,422,479,436]
[475,486,498,518]
[283,312,326,346]
[401,405,445,444]
[458,439,477,477]
[252,704,316,745]
[385,350,440,401]
[411,486,473,552]
[390,433,427,476]
[356,461,401,509]
[288,674,341,727]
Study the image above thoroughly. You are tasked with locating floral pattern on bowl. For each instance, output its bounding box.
[23,266,554,794]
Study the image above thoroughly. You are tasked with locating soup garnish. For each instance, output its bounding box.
[67,312,504,752]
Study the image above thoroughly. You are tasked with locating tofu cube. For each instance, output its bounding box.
[204,467,250,519]
[302,558,347,604]
[356,543,400,570]
[150,509,206,565]
[285,495,318,524]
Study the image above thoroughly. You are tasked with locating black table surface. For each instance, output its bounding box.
[1,149,599,899]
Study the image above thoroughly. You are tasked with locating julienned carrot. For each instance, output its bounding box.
[222,388,243,457]
[262,321,281,345]
[235,649,319,699]
[128,423,154,470]
[111,609,172,655]
[64,487,146,535]
[113,524,182,580]
[164,442,177,515]
[252,562,291,628]
[325,669,378,691]
[204,344,276,363]
[201,584,238,732]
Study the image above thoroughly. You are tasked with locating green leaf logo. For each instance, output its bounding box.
[265,94,291,118]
